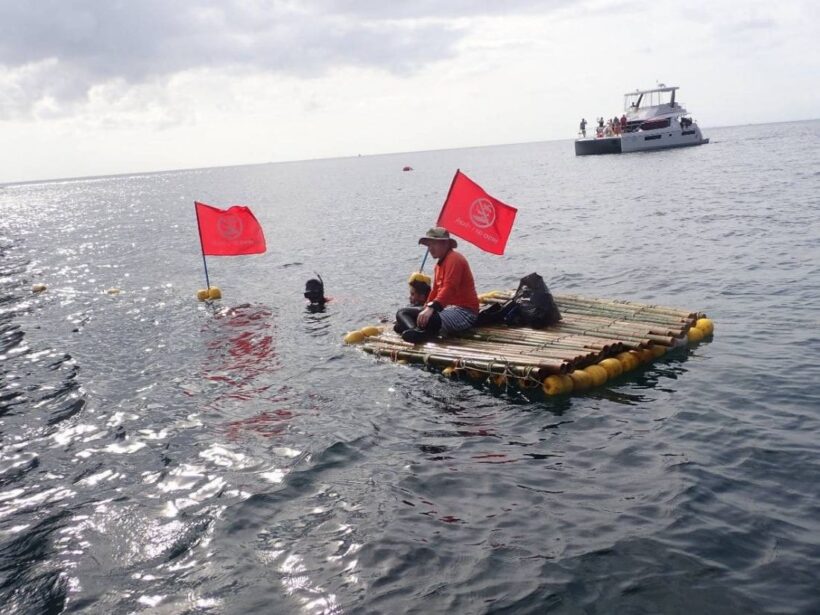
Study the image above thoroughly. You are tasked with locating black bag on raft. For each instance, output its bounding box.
[506,272,562,328]
[477,272,561,328]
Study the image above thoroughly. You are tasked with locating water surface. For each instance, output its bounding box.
[1,121,819,613]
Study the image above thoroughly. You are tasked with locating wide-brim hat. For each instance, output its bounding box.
[418,226,457,248]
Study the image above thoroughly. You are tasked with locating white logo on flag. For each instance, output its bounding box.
[217,215,243,240]
[469,198,496,229]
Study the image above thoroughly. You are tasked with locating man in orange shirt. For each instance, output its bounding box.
[395,227,479,344]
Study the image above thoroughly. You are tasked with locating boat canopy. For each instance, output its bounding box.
[624,86,678,112]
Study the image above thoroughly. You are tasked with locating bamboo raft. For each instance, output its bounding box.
[344,292,714,395]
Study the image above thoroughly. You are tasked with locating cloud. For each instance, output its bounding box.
[0,0,573,119]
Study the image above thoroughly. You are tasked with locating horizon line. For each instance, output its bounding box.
[2,117,817,188]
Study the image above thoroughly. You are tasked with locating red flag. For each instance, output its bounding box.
[437,170,517,255]
[195,201,266,256]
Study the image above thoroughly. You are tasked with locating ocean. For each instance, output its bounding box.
[1,120,819,614]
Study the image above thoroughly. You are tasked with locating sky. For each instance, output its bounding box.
[0,0,817,184]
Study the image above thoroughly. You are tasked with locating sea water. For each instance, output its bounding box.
[1,120,819,613]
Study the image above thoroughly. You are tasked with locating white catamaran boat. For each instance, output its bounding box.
[575,85,709,156]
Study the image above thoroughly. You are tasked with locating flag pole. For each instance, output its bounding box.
[194,203,211,289]
[420,169,462,273]
[437,168,461,225]
[419,248,429,272]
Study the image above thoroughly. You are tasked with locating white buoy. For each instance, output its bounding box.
[32,283,47,293]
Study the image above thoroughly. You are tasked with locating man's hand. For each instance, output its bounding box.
[417,306,433,328]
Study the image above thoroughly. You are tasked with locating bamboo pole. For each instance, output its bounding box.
[364,338,570,374]
[561,314,688,338]
[560,308,693,329]
[556,294,698,319]
[482,291,699,321]
[382,328,602,349]
[384,340,581,368]
[557,301,692,320]
[550,323,676,346]
[466,336,620,355]
[439,338,599,362]
[369,333,606,374]
[465,326,626,349]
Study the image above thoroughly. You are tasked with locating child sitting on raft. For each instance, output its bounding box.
[408,274,431,307]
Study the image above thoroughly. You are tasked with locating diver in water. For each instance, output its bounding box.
[304,274,327,312]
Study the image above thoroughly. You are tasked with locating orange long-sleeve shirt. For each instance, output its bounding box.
[428,249,479,314]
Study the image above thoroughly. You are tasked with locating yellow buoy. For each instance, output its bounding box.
[615,352,639,373]
[442,366,457,378]
[106,288,121,295]
[651,345,667,358]
[599,358,623,379]
[343,330,366,345]
[196,288,210,301]
[583,365,608,387]
[695,318,714,335]
[32,283,47,293]
[360,326,381,337]
[687,326,705,343]
[208,286,222,300]
[638,348,655,364]
[542,375,567,396]
[568,369,593,392]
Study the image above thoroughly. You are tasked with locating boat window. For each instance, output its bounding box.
[640,118,671,130]
[624,93,641,110]
[624,88,677,111]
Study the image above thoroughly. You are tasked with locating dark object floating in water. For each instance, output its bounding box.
[402,166,413,172]
[304,274,326,306]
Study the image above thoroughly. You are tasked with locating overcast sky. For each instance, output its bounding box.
[1,0,817,183]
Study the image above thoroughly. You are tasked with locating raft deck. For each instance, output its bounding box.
[348,292,714,395]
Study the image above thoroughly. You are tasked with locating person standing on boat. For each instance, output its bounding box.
[620,114,627,131]
[394,227,479,344]
[579,118,587,137]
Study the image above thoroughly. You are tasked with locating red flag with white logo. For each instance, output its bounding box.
[436,170,517,255]
[195,201,266,256]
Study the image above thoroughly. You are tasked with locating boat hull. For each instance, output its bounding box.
[575,127,708,156]
[574,137,622,155]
